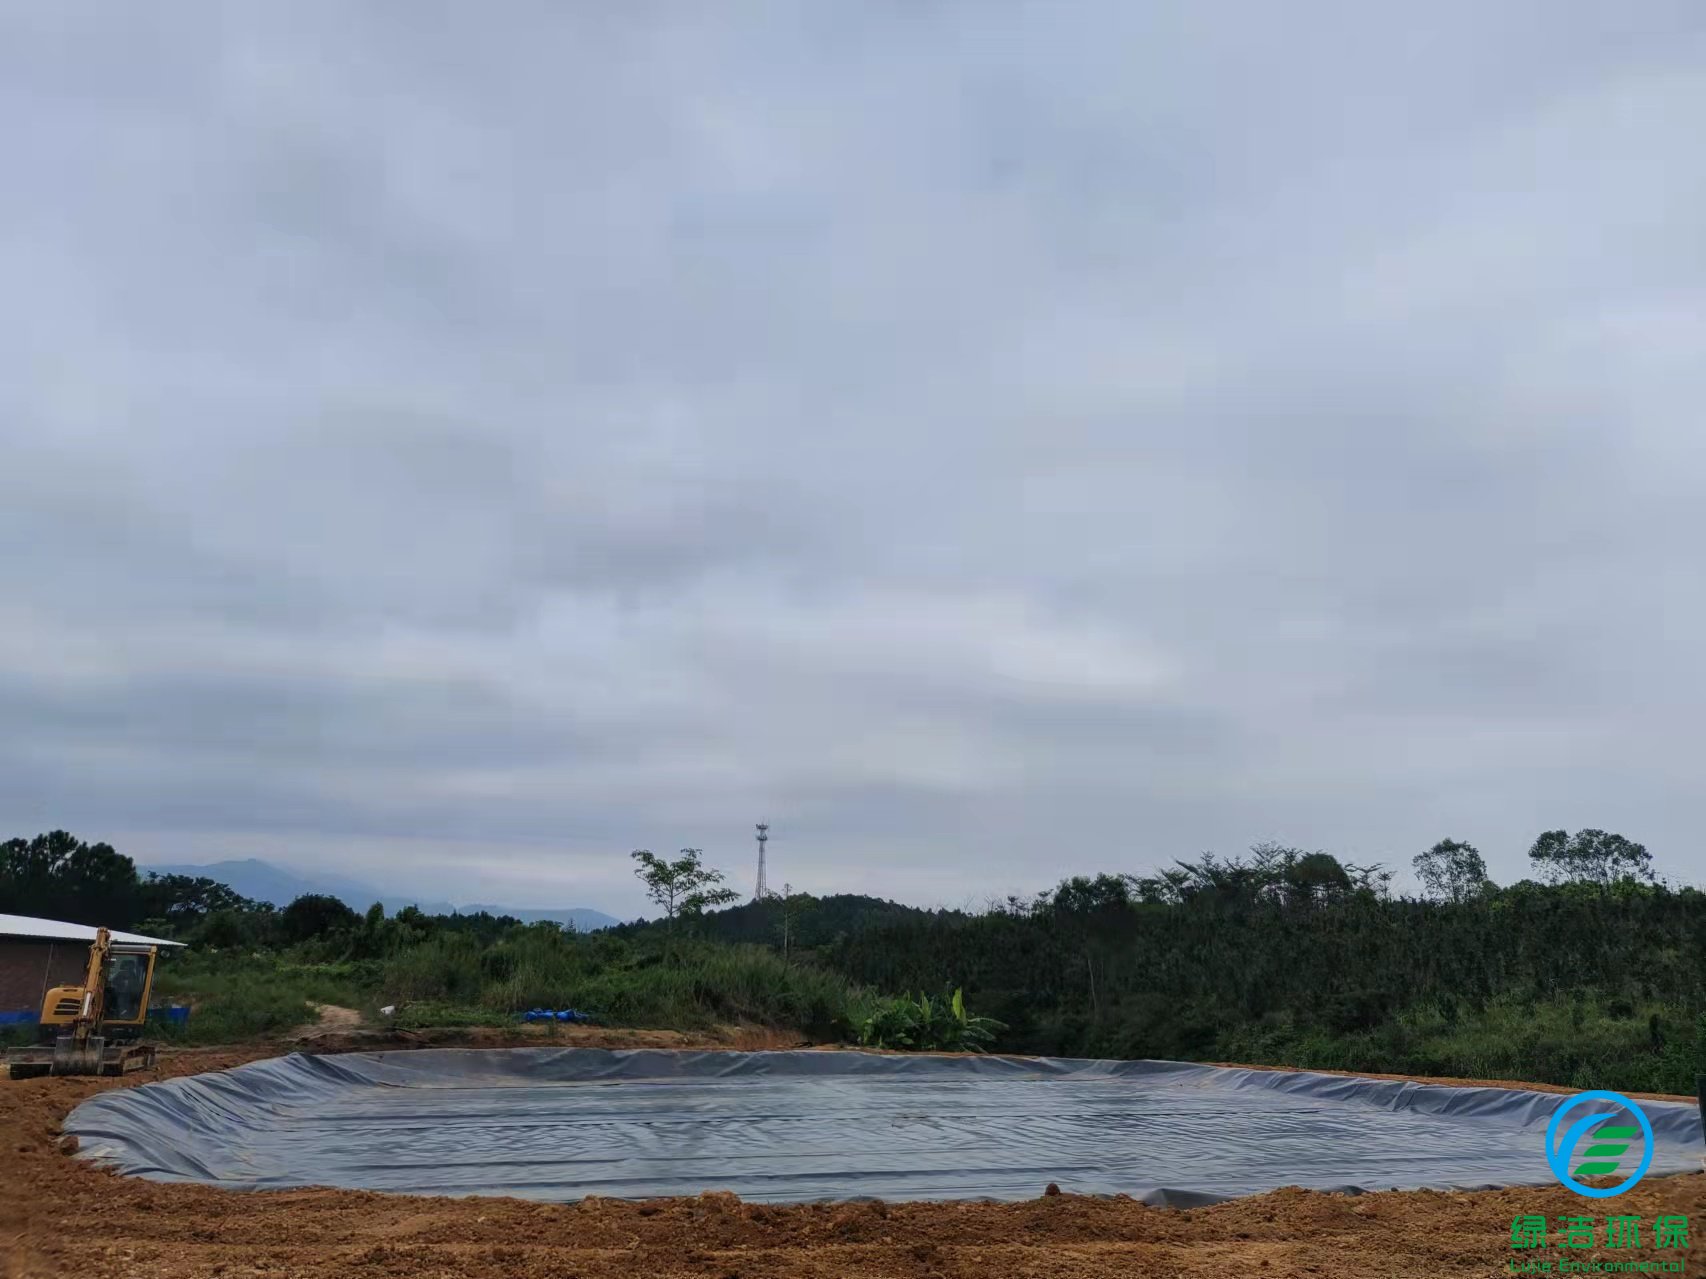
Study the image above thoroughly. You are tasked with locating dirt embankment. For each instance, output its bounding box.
[4,1034,1703,1279]
[284,1018,803,1055]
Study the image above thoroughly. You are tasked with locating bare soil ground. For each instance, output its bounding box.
[3,1034,1701,1278]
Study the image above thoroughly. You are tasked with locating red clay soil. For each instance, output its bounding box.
[4,1033,1702,1279]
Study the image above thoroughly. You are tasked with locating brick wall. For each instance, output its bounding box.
[0,939,89,1017]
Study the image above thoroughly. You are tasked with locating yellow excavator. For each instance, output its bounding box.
[5,927,162,1078]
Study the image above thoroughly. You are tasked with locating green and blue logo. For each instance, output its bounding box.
[1545,1089,1654,1198]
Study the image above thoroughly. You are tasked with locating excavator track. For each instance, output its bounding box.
[6,1039,157,1079]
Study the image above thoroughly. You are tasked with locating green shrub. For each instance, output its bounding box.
[858,988,1003,1052]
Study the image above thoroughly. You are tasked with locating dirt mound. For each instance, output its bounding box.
[4,1041,1702,1278]
[287,1003,363,1038]
[312,1003,362,1027]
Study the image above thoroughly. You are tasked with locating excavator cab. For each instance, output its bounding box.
[101,948,153,1027]
[7,929,162,1077]
[39,943,157,1040]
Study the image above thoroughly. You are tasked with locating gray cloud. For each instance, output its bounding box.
[3,2,1704,916]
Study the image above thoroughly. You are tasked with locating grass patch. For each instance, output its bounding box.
[148,951,379,1044]
[380,929,867,1041]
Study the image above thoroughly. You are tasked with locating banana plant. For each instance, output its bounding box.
[857,986,1004,1052]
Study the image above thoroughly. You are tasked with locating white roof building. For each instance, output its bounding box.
[0,914,185,948]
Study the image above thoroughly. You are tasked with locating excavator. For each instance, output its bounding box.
[5,927,162,1078]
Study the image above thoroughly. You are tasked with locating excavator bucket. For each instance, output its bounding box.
[6,1036,156,1079]
[52,1034,107,1076]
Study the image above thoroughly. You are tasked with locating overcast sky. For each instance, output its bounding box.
[4,4,1704,918]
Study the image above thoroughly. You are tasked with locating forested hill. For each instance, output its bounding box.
[821,845,1706,1094]
[612,891,945,949]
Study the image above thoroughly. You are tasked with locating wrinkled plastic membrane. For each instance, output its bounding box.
[64,1048,1704,1205]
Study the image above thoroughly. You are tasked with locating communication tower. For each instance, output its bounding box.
[754,822,770,899]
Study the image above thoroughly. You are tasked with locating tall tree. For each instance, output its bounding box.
[140,874,259,928]
[630,848,739,930]
[1413,839,1490,902]
[279,893,361,942]
[771,882,817,962]
[0,830,143,926]
[1047,874,1142,1018]
[1281,851,1354,906]
[1527,829,1653,886]
[1343,861,1394,898]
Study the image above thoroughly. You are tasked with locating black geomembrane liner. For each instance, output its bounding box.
[64,1048,1704,1205]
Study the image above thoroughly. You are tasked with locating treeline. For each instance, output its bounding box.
[818,836,1706,1093]
[10,825,1706,1093]
[0,830,542,951]
[1,830,257,931]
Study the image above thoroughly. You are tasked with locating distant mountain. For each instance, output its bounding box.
[145,859,384,913]
[450,903,626,930]
[142,857,619,931]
